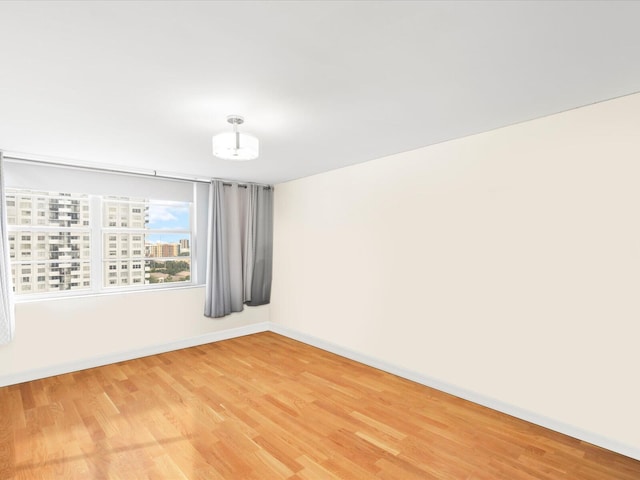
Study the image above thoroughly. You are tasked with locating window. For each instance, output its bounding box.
[5,160,200,298]
[102,198,191,288]
[6,189,193,297]
[6,191,91,295]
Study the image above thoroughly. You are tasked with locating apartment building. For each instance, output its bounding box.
[146,242,180,258]
[7,192,152,293]
[103,197,151,288]
[179,238,190,254]
[7,190,91,294]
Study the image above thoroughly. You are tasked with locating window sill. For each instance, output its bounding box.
[14,283,205,304]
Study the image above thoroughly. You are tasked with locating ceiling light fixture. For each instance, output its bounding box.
[212,115,259,161]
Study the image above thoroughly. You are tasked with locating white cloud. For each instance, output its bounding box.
[148,204,189,226]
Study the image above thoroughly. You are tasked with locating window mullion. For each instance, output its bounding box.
[90,195,102,294]
[190,184,197,284]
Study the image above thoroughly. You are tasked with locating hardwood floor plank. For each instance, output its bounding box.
[1,331,639,479]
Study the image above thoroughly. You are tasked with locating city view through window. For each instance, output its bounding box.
[7,189,192,295]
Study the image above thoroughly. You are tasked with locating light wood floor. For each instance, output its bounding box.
[1,332,639,479]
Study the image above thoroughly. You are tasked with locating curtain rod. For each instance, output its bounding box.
[1,151,273,188]
[212,178,272,189]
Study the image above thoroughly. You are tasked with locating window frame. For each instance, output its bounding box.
[7,191,93,299]
[100,197,193,291]
[6,189,196,302]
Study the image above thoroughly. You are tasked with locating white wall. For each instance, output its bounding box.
[0,286,269,386]
[271,93,640,458]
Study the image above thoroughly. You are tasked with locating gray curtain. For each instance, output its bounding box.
[204,180,273,318]
[0,152,15,344]
[246,184,273,306]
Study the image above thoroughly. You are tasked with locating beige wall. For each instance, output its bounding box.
[0,286,269,385]
[271,93,640,457]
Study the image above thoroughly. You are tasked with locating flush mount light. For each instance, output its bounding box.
[212,115,259,161]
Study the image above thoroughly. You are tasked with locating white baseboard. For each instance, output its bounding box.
[0,322,270,388]
[2,320,638,462]
[268,323,640,462]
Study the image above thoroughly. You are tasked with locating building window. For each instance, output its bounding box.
[7,189,193,297]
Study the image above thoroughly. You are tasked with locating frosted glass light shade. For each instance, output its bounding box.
[212,132,259,161]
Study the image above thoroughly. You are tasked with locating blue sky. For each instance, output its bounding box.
[146,202,190,245]
[148,202,190,230]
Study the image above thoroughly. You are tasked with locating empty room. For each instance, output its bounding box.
[1,1,639,479]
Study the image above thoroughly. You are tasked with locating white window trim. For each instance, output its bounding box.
[8,190,196,302]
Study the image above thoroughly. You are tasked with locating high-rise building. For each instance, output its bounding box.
[7,192,155,293]
[102,197,150,287]
[7,191,92,294]
[103,198,148,229]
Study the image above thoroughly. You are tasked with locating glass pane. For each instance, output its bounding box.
[12,261,91,295]
[9,231,91,262]
[102,233,190,259]
[102,197,148,228]
[148,202,190,230]
[103,260,149,288]
[102,199,190,230]
[145,233,190,258]
[103,258,190,287]
[6,190,89,227]
[102,233,146,260]
[148,259,191,284]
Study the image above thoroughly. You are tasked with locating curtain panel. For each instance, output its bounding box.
[204,180,273,318]
[0,151,15,344]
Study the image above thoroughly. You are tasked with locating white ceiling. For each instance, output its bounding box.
[1,1,639,185]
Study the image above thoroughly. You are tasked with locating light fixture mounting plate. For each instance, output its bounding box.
[227,115,244,125]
